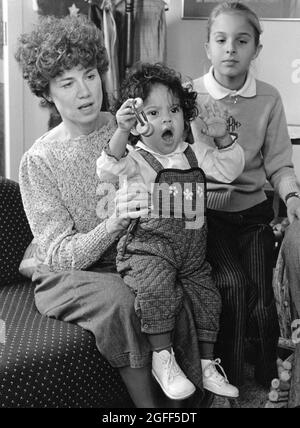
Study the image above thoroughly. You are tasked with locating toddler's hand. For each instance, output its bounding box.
[198,103,229,139]
[116,98,143,133]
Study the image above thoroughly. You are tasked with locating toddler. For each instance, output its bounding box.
[97,63,243,400]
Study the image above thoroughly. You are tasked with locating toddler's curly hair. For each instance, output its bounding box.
[15,14,108,107]
[113,63,198,143]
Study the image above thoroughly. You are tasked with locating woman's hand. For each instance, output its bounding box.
[106,182,150,237]
[116,98,143,133]
[287,197,300,224]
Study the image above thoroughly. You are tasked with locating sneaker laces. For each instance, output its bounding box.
[204,358,229,383]
[164,349,182,382]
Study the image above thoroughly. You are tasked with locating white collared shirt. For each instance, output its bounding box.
[202,66,256,100]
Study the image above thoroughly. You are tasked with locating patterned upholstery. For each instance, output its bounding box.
[0,283,132,408]
[0,177,33,287]
[0,178,133,408]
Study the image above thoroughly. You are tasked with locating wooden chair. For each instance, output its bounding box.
[271,143,300,407]
[272,243,300,408]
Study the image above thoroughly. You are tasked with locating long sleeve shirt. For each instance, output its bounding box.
[19,116,118,272]
[97,139,245,193]
[192,67,299,211]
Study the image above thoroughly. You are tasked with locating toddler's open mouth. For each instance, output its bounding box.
[161,129,174,141]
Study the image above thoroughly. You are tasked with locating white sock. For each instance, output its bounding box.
[201,359,212,370]
[153,346,172,355]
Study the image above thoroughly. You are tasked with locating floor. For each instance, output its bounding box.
[210,364,269,408]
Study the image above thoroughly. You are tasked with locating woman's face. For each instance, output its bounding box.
[48,65,103,137]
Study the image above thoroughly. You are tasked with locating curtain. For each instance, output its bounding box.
[101,1,120,106]
[133,0,167,65]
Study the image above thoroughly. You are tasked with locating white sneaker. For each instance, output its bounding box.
[202,359,239,398]
[152,348,196,400]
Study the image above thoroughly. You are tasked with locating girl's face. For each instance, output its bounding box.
[140,83,185,155]
[48,65,103,137]
[205,12,262,90]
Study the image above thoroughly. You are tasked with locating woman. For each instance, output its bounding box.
[15,14,208,408]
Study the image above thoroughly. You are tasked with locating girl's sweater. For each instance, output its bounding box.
[19,118,118,272]
[192,68,299,212]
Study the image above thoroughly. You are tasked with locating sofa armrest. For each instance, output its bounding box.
[0,178,33,286]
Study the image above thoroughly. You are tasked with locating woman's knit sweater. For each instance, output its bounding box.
[19,118,118,272]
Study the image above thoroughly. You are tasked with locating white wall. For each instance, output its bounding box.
[166,1,208,79]
[4,0,48,181]
[22,0,49,152]
[293,146,300,181]
[165,0,300,179]
[0,60,3,84]
[166,1,300,135]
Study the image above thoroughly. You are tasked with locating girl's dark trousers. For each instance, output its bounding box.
[206,199,280,386]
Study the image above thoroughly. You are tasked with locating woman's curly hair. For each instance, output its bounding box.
[113,63,198,143]
[15,14,108,108]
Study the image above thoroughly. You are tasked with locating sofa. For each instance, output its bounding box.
[0,177,134,408]
[0,177,216,408]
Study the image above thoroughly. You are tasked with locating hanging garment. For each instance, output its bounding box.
[115,0,167,67]
[101,0,120,107]
[133,0,167,64]
[88,2,104,30]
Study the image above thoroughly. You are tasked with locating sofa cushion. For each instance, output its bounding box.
[0,281,133,408]
[0,178,33,287]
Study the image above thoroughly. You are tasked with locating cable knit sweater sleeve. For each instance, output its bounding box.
[19,125,118,272]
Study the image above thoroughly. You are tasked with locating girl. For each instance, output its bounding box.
[191,1,300,387]
[97,63,242,400]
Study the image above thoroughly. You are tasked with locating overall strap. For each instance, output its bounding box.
[136,148,164,174]
[184,145,199,169]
